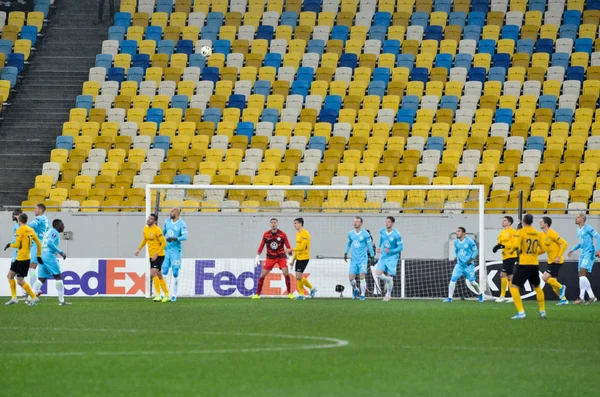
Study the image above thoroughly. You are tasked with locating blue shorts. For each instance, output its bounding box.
[376,257,398,276]
[162,251,182,276]
[578,253,595,272]
[38,257,61,279]
[451,263,476,282]
[30,245,40,264]
[349,260,367,275]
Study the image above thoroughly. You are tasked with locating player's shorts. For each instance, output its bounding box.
[451,263,476,282]
[376,257,398,276]
[295,259,309,273]
[512,265,540,288]
[349,260,368,275]
[162,251,182,275]
[30,244,39,264]
[545,263,562,277]
[150,256,165,270]
[38,257,61,279]
[501,257,517,275]
[578,253,595,273]
[10,260,29,278]
[263,258,287,271]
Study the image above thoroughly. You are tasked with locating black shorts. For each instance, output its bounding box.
[546,264,562,277]
[295,259,309,273]
[10,260,29,278]
[501,257,517,275]
[150,256,165,270]
[512,265,540,288]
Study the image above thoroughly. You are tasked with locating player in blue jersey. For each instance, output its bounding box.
[26,203,50,290]
[32,219,69,305]
[444,227,484,303]
[162,207,188,302]
[567,213,600,305]
[344,217,374,300]
[376,216,403,302]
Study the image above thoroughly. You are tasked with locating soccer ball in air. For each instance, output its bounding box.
[200,46,212,57]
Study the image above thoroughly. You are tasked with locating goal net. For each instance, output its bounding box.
[144,184,488,300]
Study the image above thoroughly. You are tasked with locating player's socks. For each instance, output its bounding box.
[386,276,394,297]
[296,279,304,295]
[534,285,545,312]
[467,280,481,295]
[301,278,313,290]
[32,280,43,294]
[448,281,456,298]
[351,279,357,291]
[22,282,36,299]
[360,279,366,296]
[500,277,507,298]
[510,286,524,313]
[153,276,161,296]
[579,277,587,300]
[256,277,265,295]
[56,280,65,303]
[284,275,291,295]
[583,277,595,299]
[159,278,169,296]
[28,268,37,288]
[171,276,179,298]
[547,277,562,296]
[9,279,17,298]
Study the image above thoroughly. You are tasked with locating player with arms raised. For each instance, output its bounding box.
[163,207,188,302]
[506,214,547,319]
[4,213,42,305]
[32,219,70,305]
[289,218,315,300]
[567,213,600,305]
[252,218,293,299]
[444,227,483,303]
[540,216,568,305]
[344,217,374,301]
[493,216,518,303]
[26,204,49,292]
[135,213,169,302]
[376,216,403,301]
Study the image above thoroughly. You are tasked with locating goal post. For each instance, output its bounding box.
[144,184,487,299]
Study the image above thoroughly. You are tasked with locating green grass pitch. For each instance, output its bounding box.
[1,298,598,397]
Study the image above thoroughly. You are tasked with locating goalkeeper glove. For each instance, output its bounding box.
[37,257,43,265]
[344,253,348,263]
[492,244,505,253]
[60,252,67,260]
[3,243,10,251]
[166,237,177,242]
[254,254,260,267]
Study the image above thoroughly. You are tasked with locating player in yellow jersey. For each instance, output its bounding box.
[288,218,316,300]
[492,216,518,303]
[3,213,42,306]
[134,213,169,303]
[506,214,546,320]
[540,216,568,305]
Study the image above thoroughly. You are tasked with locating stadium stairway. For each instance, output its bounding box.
[0,0,107,206]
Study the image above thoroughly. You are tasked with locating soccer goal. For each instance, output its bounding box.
[144,184,488,300]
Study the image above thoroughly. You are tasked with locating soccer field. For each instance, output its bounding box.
[1,298,598,397]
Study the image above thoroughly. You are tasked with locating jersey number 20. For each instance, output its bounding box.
[525,239,539,255]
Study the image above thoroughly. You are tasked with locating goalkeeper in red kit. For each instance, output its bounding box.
[251,218,294,299]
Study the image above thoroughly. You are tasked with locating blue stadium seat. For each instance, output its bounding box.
[95,54,113,69]
[263,53,282,70]
[189,54,206,69]
[261,108,279,124]
[206,12,224,27]
[454,53,472,70]
[435,54,453,72]
[120,40,138,57]
[253,81,271,97]
[34,0,51,17]
[132,54,150,70]
[297,67,314,82]
[292,176,311,185]
[76,95,93,114]
[468,67,486,84]
[425,26,443,41]
[448,12,466,28]
[374,12,391,27]
[171,95,188,112]
[331,26,349,43]
[468,12,486,28]
[551,53,569,69]
[236,122,254,140]
[214,40,231,56]
[369,26,387,42]
[156,0,173,14]
[307,39,325,55]
[575,38,593,54]
[308,136,327,153]
[396,108,416,126]
[526,137,545,153]
[501,25,519,42]
[397,53,414,71]
[228,94,246,111]
[0,39,13,56]
[339,53,358,69]
[204,108,222,125]
[471,0,488,13]
[554,108,573,124]
[411,12,429,29]
[201,26,219,42]
[114,12,131,28]
[108,26,126,42]
[157,40,175,55]
[478,39,496,55]
[304,0,322,13]
[145,26,163,43]
[256,26,274,41]
[401,97,419,114]
[318,109,338,124]
[107,67,125,83]
[382,40,401,56]
[559,25,577,41]
[291,80,310,97]
[56,136,74,151]
[488,67,506,82]
[539,95,557,113]
[368,81,386,97]
[493,53,511,69]
[281,12,298,29]
[536,39,553,55]
[126,67,144,84]
[174,175,191,184]
[1,66,17,87]
[434,0,452,13]
[426,137,444,152]
[7,54,25,74]
[564,10,581,26]
[516,39,534,55]
[20,26,38,46]
[494,108,513,126]
[176,40,194,56]
[153,136,170,153]
[566,66,584,83]
[463,25,481,41]
[411,67,428,83]
[440,96,458,112]
[146,108,164,126]
[528,0,546,11]
[373,68,390,86]
[324,95,342,110]
[201,67,220,83]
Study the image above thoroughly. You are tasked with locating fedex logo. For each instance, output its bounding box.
[40,260,146,296]
[195,260,311,297]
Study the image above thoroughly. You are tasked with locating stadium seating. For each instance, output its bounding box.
[26,0,600,213]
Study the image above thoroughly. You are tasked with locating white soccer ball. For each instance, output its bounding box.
[200,46,212,57]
